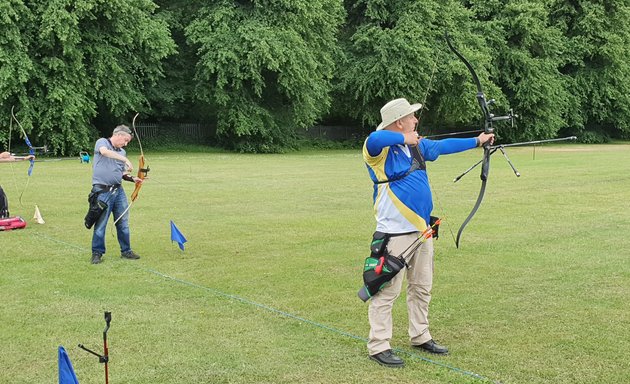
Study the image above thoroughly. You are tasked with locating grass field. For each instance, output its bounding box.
[1,143,628,384]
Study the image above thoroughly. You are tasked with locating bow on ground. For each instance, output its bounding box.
[445,32,515,248]
[112,113,149,227]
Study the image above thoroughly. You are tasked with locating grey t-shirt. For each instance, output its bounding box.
[92,138,126,185]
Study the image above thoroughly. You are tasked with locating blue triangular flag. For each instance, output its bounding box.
[170,220,187,251]
[58,346,79,384]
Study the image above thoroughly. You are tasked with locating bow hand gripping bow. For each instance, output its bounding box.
[130,152,149,202]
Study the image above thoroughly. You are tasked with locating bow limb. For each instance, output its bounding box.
[445,34,483,93]
[131,113,144,157]
[10,106,35,176]
[129,113,149,202]
[455,150,489,248]
[445,33,493,123]
[445,32,496,247]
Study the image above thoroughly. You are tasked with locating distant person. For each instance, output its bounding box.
[89,125,143,264]
[0,151,35,218]
[362,98,494,367]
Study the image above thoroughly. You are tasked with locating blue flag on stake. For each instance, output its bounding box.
[170,220,187,251]
[58,346,79,384]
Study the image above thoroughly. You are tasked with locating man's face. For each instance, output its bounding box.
[112,133,133,148]
[398,113,418,133]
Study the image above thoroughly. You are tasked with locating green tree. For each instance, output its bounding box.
[337,0,504,134]
[0,0,175,154]
[150,0,207,121]
[467,0,571,142]
[0,0,34,148]
[552,0,630,141]
[186,0,345,153]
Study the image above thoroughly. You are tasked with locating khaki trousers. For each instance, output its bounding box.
[367,233,434,355]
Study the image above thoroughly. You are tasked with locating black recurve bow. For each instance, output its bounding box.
[445,32,575,248]
[445,32,516,248]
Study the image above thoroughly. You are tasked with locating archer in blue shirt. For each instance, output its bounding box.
[363,98,494,368]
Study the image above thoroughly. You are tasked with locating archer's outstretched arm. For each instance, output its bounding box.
[0,151,35,163]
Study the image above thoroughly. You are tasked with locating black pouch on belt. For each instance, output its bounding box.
[84,191,108,229]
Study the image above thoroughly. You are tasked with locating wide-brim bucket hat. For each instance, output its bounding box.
[376,98,422,130]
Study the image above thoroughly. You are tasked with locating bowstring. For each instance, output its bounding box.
[416,56,458,247]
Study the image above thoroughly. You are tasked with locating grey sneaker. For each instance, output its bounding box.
[91,253,103,264]
[121,250,140,260]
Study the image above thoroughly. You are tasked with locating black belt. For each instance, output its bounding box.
[92,184,120,192]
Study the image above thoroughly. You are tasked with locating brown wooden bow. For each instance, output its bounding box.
[112,113,149,227]
[129,113,149,201]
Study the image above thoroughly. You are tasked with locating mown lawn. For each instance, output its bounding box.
[1,143,628,383]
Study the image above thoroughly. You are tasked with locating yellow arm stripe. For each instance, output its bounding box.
[363,143,389,182]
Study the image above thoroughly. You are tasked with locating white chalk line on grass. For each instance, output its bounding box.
[34,232,502,383]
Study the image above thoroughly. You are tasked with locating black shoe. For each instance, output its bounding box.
[91,253,102,264]
[121,250,140,260]
[369,349,404,368]
[413,339,449,355]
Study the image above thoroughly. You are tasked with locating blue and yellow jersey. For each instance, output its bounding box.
[363,130,477,234]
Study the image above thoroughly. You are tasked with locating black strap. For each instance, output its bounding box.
[410,144,426,171]
[92,184,121,194]
[374,145,426,184]
[93,183,120,189]
[89,185,120,211]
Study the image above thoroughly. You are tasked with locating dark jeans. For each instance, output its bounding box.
[91,187,131,255]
